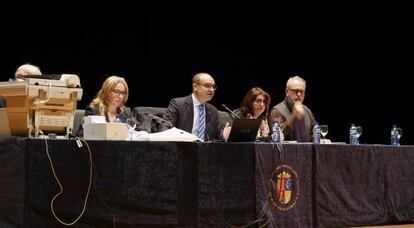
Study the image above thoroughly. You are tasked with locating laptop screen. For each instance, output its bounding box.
[226,118,261,142]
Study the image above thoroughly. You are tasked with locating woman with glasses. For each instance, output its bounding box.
[233,87,272,138]
[76,75,132,136]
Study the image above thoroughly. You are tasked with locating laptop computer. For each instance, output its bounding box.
[0,108,11,137]
[226,118,262,142]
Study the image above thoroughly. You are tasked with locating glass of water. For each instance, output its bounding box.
[397,127,403,139]
[320,125,328,139]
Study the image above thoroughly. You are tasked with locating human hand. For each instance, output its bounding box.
[293,102,304,119]
[223,122,231,141]
[258,119,269,137]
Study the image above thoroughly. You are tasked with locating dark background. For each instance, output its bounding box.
[1,8,412,144]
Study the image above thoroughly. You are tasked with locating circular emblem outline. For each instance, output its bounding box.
[269,164,299,211]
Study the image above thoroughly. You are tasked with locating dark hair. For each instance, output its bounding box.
[239,87,271,118]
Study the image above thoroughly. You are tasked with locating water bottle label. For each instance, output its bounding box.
[313,124,321,144]
[391,129,399,145]
[349,127,357,145]
[271,122,280,142]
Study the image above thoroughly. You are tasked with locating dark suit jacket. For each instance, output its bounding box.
[162,94,222,141]
[76,106,131,137]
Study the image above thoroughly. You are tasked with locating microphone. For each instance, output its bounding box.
[145,113,173,128]
[221,104,240,118]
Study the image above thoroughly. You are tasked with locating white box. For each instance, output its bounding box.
[84,115,106,124]
[83,122,127,140]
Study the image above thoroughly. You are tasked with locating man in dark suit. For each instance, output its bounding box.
[162,72,230,141]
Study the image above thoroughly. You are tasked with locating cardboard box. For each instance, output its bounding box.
[83,122,127,140]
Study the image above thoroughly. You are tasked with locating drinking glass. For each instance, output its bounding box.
[355,126,362,144]
[126,118,137,140]
[320,125,328,139]
[397,127,403,139]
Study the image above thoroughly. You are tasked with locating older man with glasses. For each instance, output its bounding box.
[268,76,317,142]
[161,72,230,141]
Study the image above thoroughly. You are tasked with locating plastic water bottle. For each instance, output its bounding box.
[313,122,321,144]
[271,121,280,143]
[391,125,399,146]
[349,123,357,145]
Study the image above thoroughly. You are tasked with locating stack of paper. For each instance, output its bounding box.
[134,127,198,142]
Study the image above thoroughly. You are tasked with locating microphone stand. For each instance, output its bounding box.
[221,104,240,118]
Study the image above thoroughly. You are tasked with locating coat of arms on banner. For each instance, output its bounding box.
[269,164,299,211]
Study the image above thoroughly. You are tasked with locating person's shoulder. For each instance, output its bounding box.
[233,108,245,117]
[170,94,188,101]
[170,94,192,104]
[272,101,285,110]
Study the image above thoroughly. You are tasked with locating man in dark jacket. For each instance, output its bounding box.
[161,72,230,141]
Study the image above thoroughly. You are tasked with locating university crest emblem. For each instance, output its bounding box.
[269,164,299,211]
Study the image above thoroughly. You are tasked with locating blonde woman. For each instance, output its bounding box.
[77,75,131,136]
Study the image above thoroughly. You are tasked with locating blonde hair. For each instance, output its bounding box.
[89,75,129,116]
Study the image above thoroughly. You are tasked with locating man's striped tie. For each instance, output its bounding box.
[197,104,205,140]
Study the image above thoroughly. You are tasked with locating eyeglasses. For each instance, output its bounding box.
[288,88,305,94]
[112,89,127,96]
[254,99,266,104]
[198,83,217,91]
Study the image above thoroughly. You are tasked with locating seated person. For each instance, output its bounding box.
[233,87,283,140]
[268,76,317,142]
[161,72,231,141]
[15,63,42,81]
[0,63,42,107]
[76,75,131,136]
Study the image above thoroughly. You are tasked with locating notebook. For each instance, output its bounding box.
[226,118,262,142]
[0,108,11,137]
